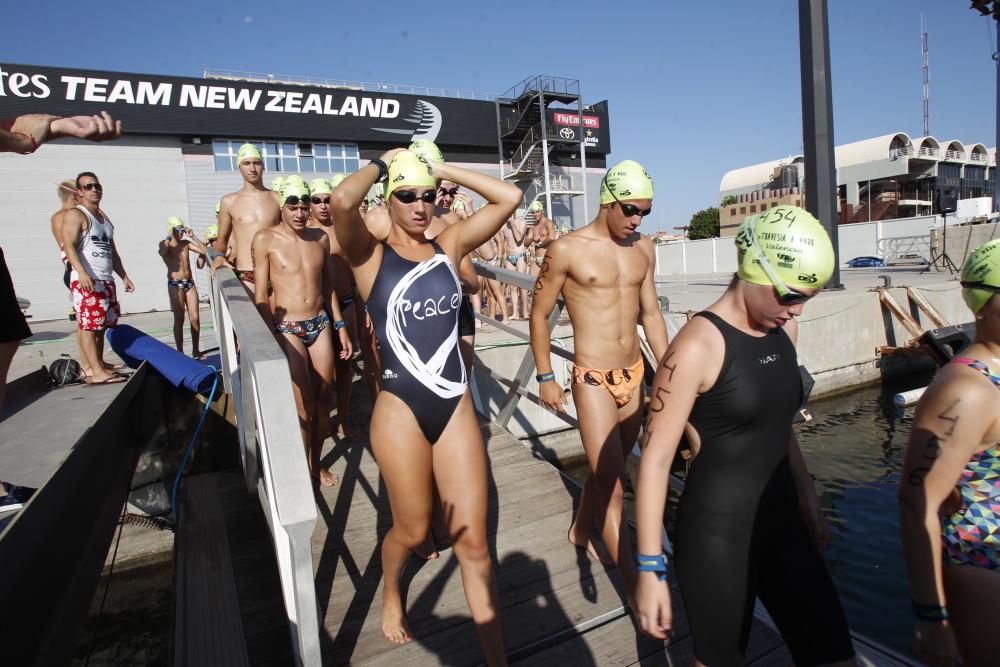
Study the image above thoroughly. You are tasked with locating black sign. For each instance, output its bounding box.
[545,103,612,154]
[0,63,502,147]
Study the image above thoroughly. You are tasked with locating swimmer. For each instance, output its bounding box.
[526,200,556,281]
[899,238,1000,667]
[212,144,280,289]
[308,177,361,440]
[330,149,520,662]
[252,178,352,488]
[196,203,221,270]
[500,211,529,320]
[634,206,855,666]
[159,217,206,358]
[531,160,670,611]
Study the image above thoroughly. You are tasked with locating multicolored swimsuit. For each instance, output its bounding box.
[275,311,330,348]
[168,278,194,291]
[941,357,1000,570]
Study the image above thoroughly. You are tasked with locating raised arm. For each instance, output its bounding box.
[637,237,669,363]
[634,322,714,640]
[897,372,992,665]
[2,111,121,153]
[529,240,570,412]
[432,162,521,257]
[330,148,404,267]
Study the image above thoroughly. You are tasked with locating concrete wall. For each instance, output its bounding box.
[1,137,190,322]
[929,222,1000,269]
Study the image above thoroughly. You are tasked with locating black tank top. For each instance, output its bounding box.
[366,241,467,443]
[683,310,802,517]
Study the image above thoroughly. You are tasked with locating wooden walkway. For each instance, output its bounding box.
[225,417,898,665]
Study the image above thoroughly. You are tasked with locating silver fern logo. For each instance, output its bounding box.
[371,99,442,142]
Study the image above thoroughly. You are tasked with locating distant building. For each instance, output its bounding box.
[717,132,995,237]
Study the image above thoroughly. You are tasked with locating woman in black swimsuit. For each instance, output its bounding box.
[634,206,856,666]
[331,148,520,664]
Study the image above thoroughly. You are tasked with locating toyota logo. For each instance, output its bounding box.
[559,127,576,140]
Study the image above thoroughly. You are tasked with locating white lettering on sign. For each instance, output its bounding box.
[228,87,260,110]
[553,112,600,128]
[0,67,51,98]
[106,79,135,104]
[179,84,207,107]
[265,91,285,112]
[206,86,227,109]
[84,78,109,102]
[137,81,172,105]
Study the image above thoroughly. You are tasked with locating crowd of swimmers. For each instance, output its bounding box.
[1,113,998,667]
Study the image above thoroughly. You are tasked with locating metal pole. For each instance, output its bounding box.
[995,18,999,212]
[798,0,842,287]
[539,90,553,220]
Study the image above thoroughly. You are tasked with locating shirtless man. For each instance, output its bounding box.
[530,160,669,612]
[159,217,206,357]
[196,204,220,271]
[212,144,280,288]
[252,178,352,487]
[526,200,557,281]
[308,177,360,440]
[501,213,530,320]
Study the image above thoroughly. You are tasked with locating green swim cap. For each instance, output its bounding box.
[214,201,221,215]
[278,178,310,207]
[529,200,544,212]
[309,178,333,195]
[329,173,347,189]
[166,216,185,231]
[205,224,219,239]
[600,160,654,205]
[961,238,1000,313]
[385,150,436,200]
[735,206,835,291]
[271,176,286,192]
[408,140,444,164]
[236,143,262,164]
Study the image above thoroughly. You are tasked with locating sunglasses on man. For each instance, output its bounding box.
[602,175,651,217]
[311,196,331,205]
[80,183,103,192]
[745,215,812,306]
[392,190,437,205]
[438,187,459,197]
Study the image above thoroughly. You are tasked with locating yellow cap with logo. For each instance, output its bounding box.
[408,140,444,164]
[236,143,262,164]
[735,206,835,291]
[166,216,185,231]
[600,160,654,205]
[385,150,436,200]
[961,238,1000,313]
[278,178,310,207]
[309,178,333,195]
[205,224,219,240]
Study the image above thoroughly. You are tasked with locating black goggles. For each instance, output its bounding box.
[311,196,331,205]
[603,175,651,217]
[283,196,310,207]
[392,190,437,204]
[960,280,1000,293]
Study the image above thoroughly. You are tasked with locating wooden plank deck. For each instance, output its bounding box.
[224,415,917,665]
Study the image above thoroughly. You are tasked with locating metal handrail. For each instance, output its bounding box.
[207,253,320,666]
[203,68,494,100]
[498,75,581,102]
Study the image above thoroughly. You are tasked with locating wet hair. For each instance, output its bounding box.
[75,171,98,189]
[57,179,76,202]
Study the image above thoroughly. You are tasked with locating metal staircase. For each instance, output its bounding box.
[496,75,589,226]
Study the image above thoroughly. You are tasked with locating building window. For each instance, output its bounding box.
[730,208,737,215]
[212,139,361,174]
[739,207,746,214]
[750,205,757,213]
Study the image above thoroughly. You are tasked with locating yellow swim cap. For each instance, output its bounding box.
[529,200,544,212]
[166,216,185,231]
[309,178,333,195]
[735,206,835,291]
[214,201,221,215]
[329,173,347,189]
[385,150,436,200]
[961,238,1000,313]
[205,224,219,240]
[236,143,262,164]
[270,176,286,192]
[408,140,444,164]
[600,160,654,205]
[279,178,310,207]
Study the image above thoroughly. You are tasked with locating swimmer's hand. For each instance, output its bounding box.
[539,379,567,412]
[636,572,672,640]
[50,112,123,142]
[799,492,830,551]
[915,619,959,667]
[377,147,407,166]
[210,255,231,276]
[338,328,353,360]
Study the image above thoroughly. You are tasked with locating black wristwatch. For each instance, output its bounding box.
[369,158,388,183]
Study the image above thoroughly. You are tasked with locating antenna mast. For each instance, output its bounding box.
[922,14,930,136]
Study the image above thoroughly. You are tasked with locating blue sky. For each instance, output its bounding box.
[3,0,997,232]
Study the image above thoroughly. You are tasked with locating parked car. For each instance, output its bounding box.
[845,256,885,268]
[887,253,930,267]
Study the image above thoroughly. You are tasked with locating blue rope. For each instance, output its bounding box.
[171,367,220,523]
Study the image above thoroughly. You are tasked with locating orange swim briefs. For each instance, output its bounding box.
[572,357,644,408]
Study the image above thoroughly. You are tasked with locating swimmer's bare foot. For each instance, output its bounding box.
[381,593,413,644]
[313,468,339,488]
[568,523,613,565]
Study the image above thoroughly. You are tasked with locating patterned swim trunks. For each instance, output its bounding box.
[71,279,120,331]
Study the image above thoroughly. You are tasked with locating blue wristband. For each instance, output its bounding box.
[536,371,555,383]
[334,319,347,330]
[911,600,949,622]
[636,553,668,581]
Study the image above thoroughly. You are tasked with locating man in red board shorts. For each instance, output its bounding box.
[62,172,135,386]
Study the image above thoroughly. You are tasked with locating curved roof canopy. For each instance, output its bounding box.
[834,133,912,168]
[719,156,803,192]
